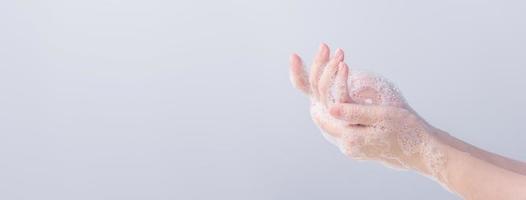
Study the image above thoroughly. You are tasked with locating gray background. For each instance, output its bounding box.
[1,0,525,199]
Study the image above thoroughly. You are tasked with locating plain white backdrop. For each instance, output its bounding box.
[1,0,526,199]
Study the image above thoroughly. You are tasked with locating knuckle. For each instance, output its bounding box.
[342,107,357,119]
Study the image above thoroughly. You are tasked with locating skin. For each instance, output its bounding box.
[289,43,526,200]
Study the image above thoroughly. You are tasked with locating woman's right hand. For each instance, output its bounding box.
[290,43,526,199]
[289,44,447,180]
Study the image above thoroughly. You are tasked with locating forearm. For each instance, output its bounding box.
[434,130,526,175]
[425,130,526,199]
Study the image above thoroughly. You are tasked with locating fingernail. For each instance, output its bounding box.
[290,53,299,63]
[335,48,344,60]
[319,43,327,52]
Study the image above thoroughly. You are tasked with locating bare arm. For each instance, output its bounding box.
[431,130,526,199]
[434,130,526,175]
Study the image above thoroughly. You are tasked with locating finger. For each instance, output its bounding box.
[313,113,368,139]
[335,62,351,103]
[339,129,368,156]
[329,103,389,125]
[309,43,330,100]
[318,48,344,106]
[312,114,345,138]
[289,53,310,94]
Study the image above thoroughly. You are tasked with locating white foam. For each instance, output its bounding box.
[310,69,447,186]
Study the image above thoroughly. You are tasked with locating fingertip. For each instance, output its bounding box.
[335,48,343,54]
[289,53,296,61]
[320,43,330,56]
[290,55,304,75]
[334,48,344,60]
[320,42,329,50]
[290,63,300,74]
[290,53,301,63]
[318,42,327,54]
[291,52,300,58]
[343,62,350,73]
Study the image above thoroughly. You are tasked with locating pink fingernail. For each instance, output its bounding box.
[290,53,300,64]
[335,48,344,60]
[319,43,328,52]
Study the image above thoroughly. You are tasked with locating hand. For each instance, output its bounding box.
[289,44,406,108]
[289,44,446,180]
[290,44,526,199]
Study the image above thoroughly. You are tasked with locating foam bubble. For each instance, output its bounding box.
[347,70,406,107]
[422,138,447,180]
[310,69,448,186]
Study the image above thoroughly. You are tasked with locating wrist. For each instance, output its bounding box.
[419,128,472,196]
[412,127,452,184]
